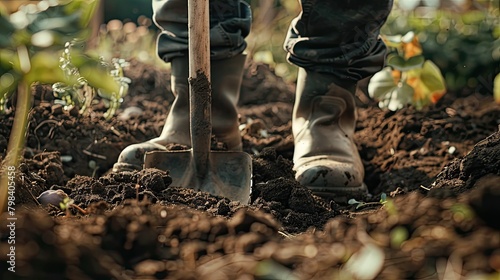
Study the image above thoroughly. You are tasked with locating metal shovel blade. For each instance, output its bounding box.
[144,150,252,204]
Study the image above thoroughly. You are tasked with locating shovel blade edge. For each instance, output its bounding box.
[144,150,252,204]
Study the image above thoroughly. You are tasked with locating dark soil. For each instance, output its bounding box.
[1,59,500,279]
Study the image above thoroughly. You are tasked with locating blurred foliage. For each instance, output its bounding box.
[244,0,300,82]
[90,17,166,68]
[369,32,447,111]
[9,1,495,98]
[0,0,120,212]
[53,42,131,119]
[244,0,499,95]
[382,0,500,93]
[0,0,121,113]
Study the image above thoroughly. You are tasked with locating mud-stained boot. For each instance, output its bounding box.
[112,54,246,172]
[293,68,367,198]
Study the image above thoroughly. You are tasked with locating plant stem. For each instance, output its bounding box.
[0,81,32,212]
[71,204,88,215]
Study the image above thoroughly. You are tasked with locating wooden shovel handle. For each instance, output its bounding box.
[188,0,210,80]
[188,0,211,180]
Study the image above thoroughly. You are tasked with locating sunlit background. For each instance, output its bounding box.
[3,0,499,92]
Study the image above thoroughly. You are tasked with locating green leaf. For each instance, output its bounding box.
[25,51,77,85]
[0,49,19,112]
[26,5,83,39]
[420,61,446,92]
[0,49,17,73]
[390,226,409,248]
[461,10,486,25]
[0,72,20,100]
[387,54,406,70]
[0,13,15,48]
[72,54,120,96]
[406,55,425,68]
[368,67,398,100]
[0,2,7,15]
[66,0,99,28]
[10,0,95,45]
[387,54,425,71]
[348,198,360,205]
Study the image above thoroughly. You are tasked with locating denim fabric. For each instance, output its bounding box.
[153,0,251,61]
[153,0,393,80]
[284,0,394,81]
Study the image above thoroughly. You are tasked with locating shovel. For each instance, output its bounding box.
[144,0,252,204]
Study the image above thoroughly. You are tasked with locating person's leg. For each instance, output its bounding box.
[113,0,251,172]
[154,0,251,62]
[285,0,393,197]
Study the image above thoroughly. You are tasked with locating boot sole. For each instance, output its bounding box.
[307,183,368,202]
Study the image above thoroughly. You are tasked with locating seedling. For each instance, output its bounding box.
[135,184,141,201]
[88,160,99,177]
[368,31,447,111]
[52,42,131,119]
[59,196,87,216]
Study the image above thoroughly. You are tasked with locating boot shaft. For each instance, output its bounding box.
[161,54,247,150]
[293,68,358,154]
[292,68,365,191]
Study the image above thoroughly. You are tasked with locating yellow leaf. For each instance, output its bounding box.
[406,61,446,108]
[420,60,446,99]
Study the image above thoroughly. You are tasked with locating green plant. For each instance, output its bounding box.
[52,41,131,119]
[348,193,388,210]
[382,5,500,93]
[0,0,120,212]
[91,18,165,68]
[368,31,447,111]
[59,196,87,216]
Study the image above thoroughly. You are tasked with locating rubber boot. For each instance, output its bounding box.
[293,68,367,197]
[112,54,246,172]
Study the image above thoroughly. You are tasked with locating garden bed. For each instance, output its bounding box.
[1,59,500,279]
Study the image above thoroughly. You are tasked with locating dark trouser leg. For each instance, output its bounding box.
[284,0,393,80]
[153,0,251,62]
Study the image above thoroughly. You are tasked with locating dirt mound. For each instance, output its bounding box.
[1,59,500,279]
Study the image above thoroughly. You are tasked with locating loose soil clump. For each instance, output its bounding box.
[1,59,500,279]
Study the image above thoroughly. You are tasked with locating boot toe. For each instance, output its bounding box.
[295,158,367,196]
[113,142,167,172]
